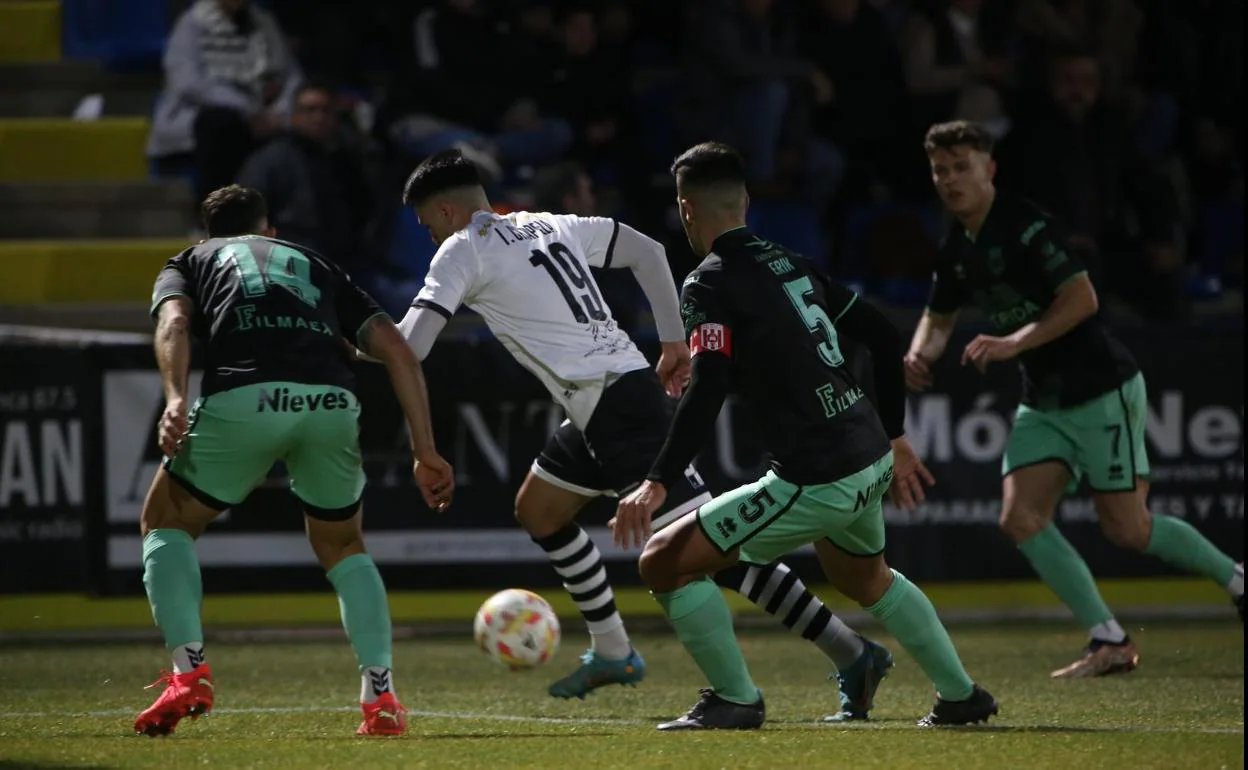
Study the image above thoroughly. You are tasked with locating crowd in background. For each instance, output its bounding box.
[145,0,1244,323]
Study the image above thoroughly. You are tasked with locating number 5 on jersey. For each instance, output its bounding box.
[782,276,844,368]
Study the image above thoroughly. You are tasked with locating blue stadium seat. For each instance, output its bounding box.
[634,77,677,175]
[1189,200,1244,297]
[840,202,942,307]
[746,200,828,269]
[62,0,170,70]
[387,205,438,279]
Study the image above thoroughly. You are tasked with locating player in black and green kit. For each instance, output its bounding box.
[612,142,998,730]
[909,121,1245,678]
[136,185,454,737]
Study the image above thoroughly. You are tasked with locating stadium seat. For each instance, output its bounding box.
[746,200,828,269]
[62,0,169,70]
[1187,200,1244,298]
[840,202,941,306]
[0,117,149,182]
[0,0,61,63]
[387,205,438,279]
[634,76,678,175]
[0,237,187,303]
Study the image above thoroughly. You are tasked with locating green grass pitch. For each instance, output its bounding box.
[0,622,1241,769]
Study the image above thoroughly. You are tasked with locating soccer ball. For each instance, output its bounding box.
[473,588,561,670]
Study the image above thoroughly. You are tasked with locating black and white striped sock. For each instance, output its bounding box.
[715,560,865,670]
[534,524,631,660]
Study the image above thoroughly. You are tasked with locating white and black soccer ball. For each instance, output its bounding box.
[473,588,561,670]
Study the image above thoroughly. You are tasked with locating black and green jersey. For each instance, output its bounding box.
[928,193,1139,409]
[150,235,386,397]
[678,228,890,484]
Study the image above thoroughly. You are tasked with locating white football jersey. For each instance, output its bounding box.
[415,210,651,430]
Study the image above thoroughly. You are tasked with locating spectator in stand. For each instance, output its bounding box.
[902,0,1014,137]
[1160,0,1244,289]
[380,0,572,181]
[147,0,302,207]
[997,45,1186,320]
[236,81,375,275]
[533,161,597,219]
[1014,0,1181,162]
[597,0,635,65]
[508,1,558,60]
[532,161,644,334]
[1175,0,1243,203]
[676,0,844,210]
[1013,0,1141,105]
[540,7,625,165]
[801,0,916,201]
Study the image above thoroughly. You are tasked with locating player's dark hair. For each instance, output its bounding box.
[924,120,995,156]
[670,142,747,190]
[201,184,267,237]
[402,149,485,207]
[533,161,586,213]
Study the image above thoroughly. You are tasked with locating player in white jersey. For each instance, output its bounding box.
[395,150,702,698]
[396,150,890,713]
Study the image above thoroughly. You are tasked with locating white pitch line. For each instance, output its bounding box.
[0,705,1240,734]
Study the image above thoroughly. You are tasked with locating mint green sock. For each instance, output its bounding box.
[1018,523,1114,628]
[1145,515,1237,586]
[142,529,204,650]
[866,570,974,701]
[654,578,758,705]
[327,553,393,670]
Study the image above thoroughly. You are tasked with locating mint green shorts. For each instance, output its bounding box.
[697,451,895,563]
[1003,372,1150,494]
[164,382,365,519]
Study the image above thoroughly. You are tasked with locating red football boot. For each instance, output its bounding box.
[356,692,407,736]
[134,665,215,737]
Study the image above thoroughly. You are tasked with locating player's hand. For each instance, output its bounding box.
[158,398,188,458]
[903,351,934,391]
[888,437,934,511]
[656,342,692,398]
[413,453,455,513]
[961,334,1020,374]
[610,481,666,551]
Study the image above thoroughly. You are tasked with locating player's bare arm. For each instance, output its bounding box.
[357,314,454,512]
[905,310,958,392]
[153,296,194,458]
[834,295,936,509]
[347,337,381,364]
[598,221,691,397]
[962,274,1097,374]
[613,342,732,550]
